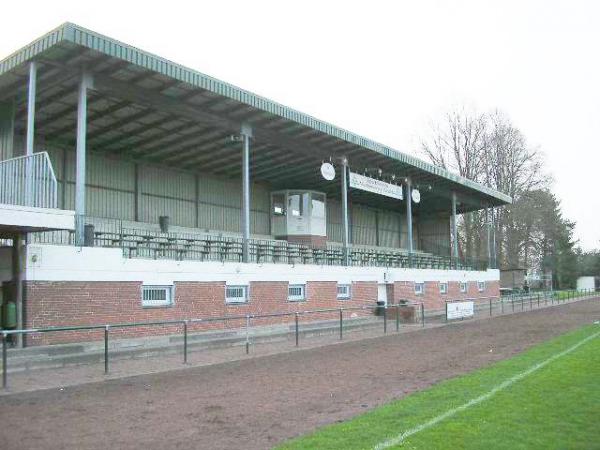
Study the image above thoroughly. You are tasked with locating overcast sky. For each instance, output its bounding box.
[2,0,598,249]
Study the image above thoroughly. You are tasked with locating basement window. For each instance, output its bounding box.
[415,283,425,295]
[478,281,486,292]
[288,284,306,302]
[439,282,448,295]
[142,285,174,308]
[226,285,249,304]
[337,284,352,300]
[460,282,468,293]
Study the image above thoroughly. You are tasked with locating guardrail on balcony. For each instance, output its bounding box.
[29,217,490,271]
[0,152,58,209]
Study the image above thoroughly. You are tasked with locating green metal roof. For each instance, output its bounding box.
[0,22,511,206]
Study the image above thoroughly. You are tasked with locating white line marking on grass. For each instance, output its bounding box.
[373,330,600,450]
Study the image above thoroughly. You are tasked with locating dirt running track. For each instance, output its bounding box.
[1,299,599,450]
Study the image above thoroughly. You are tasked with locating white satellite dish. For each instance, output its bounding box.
[320,162,336,181]
[411,189,421,204]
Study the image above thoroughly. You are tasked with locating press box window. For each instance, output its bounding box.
[478,281,486,292]
[439,282,448,295]
[226,285,249,304]
[142,286,173,307]
[460,282,468,293]
[288,284,306,302]
[337,284,351,300]
[415,283,425,295]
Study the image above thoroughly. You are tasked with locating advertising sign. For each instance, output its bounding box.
[446,301,474,320]
[349,172,403,200]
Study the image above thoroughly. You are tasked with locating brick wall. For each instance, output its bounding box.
[392,280,500,310]
[24,279,497,345]
[23,280,378,345]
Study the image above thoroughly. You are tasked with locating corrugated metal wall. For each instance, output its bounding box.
[47,148,271,235]
[0,102,14,161]
[40,148,448,251]
[419,216,451,256]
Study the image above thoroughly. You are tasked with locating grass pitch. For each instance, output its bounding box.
[277,324,600,450]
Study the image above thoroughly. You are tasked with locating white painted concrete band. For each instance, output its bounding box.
[23,244,500,286]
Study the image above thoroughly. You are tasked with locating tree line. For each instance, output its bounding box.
[420,106,587,289]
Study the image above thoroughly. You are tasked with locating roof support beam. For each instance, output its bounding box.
[25,62,37,156]
[75,71,93,246]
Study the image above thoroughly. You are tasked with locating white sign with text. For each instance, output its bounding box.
[349,172,403,200]
[446,301,474,320]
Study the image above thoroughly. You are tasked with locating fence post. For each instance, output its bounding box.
[489,297,492,316]
[183,320,188,364]
[295,312,299,347]
[104,325,109,375]
[537,293,540,308]
[512,297,514,312]
[245,314,250,354]
[501,297,504,314]
[445,302,448,323]
[521,296,524,311]
[421,303,425,327]
[339,309,343,340]
[396,305,400,332]
[383,305,387,334]
[2,332,7,390]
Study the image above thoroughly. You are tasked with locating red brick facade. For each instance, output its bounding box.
[391,280,500,310]
[23,279,497,345]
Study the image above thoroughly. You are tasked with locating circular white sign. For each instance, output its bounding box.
[411,189,421,204]
[320,162,336,181]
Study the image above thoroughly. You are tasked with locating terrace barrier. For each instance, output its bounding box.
[1,302,425,389]
[30,217,489,271]
[0,152,58,209]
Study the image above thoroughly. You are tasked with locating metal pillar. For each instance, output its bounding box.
[12,234,24,347]
[491,207,497,269]
[26,62,37,156]
[241,123,252,263]
[451,191,459,261]
[75,72,93,246]
[341,157,350,265]
[486,207,492,265]
[406,178,413,257]
[134,164,142,222]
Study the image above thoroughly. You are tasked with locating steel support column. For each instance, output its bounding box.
[12,234,24,347]
[341,157,350,265]
[451,191,459,261]
[75,72,93,246]
[491,207,497,269]
[241,123,252,263]
[406,178,413,255]
[26,62,37,156]
[486,207,492,267]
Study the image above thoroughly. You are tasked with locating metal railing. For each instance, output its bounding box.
[1,302,425,389]
[30,216,488,271]
[441,289,598,322]
[0,152,58,209]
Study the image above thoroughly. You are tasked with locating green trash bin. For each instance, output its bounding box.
[2,302,16,329]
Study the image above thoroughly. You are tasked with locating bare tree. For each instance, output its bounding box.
[421,106,488,260]
[421,107,549,271]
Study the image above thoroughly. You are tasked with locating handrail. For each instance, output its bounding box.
[0,151,58,209]
[1,301,426,389]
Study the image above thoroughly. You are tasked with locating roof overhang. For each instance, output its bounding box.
[0,23,511,215]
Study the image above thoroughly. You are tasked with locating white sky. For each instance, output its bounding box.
[2,0,599,249]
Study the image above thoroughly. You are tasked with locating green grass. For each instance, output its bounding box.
[277,324,600,450]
